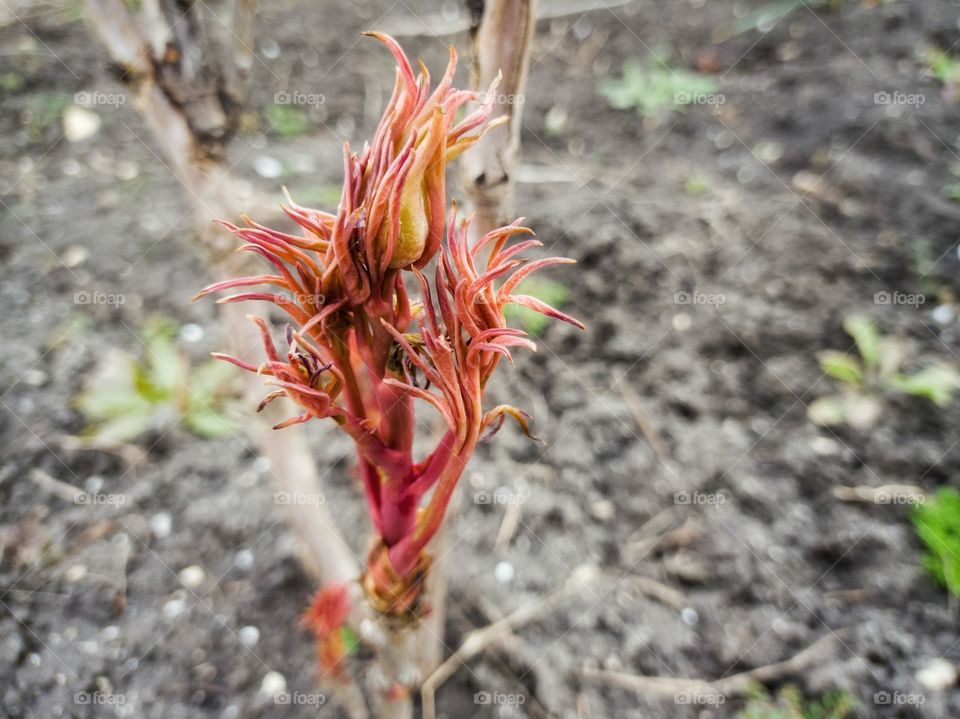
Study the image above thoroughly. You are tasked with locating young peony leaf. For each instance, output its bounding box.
[76,388,154,421]
[888,364,960,407]
[189,361,236,401]
[842,315,881,371]
[806,395,846,427]
[841,392,883,430]
[146,330,186,398]
[87,412,154,445]
[817,351,863,388]
[184,407,236,438]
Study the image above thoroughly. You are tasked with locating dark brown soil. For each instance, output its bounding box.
[2,1,959,717]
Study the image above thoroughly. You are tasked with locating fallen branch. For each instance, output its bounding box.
[620,382,671,461]
[421,565,600,719]
[580,629,849,699]
[833,484,927,505]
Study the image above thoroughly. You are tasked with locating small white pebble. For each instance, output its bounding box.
[163,599,186,619]
[494,561,514,584]
[180,323,204,343]
[150,513,172,539]
[810,436,841,457]
[591,500,615,522]
[932,305,955,326]
[234,549,254,572]
[61,158,82,176]
[253,155,283,179]
[65,564,88,583]
[238,626,260,648]
[681,607,699,626]
[260,39,281,60]
[179,566,206,589]
[63,106,101,142]
[21,369,48,387]
[260,670,286,697]
[917,658,957,691]
[102,626,120,641]
[672,313,692,332]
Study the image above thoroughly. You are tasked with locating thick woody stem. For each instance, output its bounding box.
[460,0,537,238]
[84,0,359,585]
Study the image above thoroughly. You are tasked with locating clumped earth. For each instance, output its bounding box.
[2,1,959,717]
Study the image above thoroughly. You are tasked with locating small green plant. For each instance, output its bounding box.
[599,52,717,118]
[808,315,960,429]
[265,103,310,138]
[926,47,960,100]
[943,164,960,203]
[75,316,238,444]
[504,277,571,336]
[739,683,856,719]
[22,92,71,143]
[913,488,960,599]
[683,173,712,196]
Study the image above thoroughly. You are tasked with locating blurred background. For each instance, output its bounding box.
[1,0,959,717]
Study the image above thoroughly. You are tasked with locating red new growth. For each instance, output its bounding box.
[197,33,582,620]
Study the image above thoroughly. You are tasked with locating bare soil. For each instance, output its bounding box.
[1,1,959,717]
